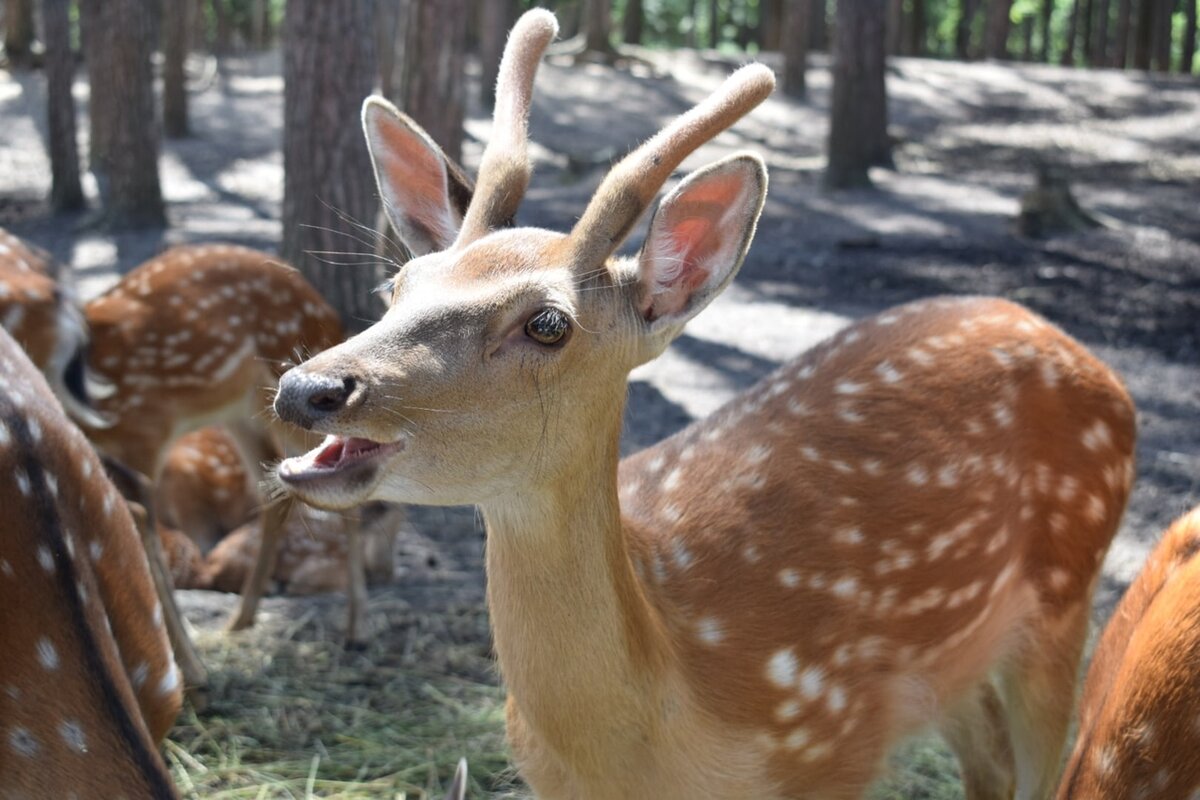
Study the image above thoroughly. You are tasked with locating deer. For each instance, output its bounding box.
[0,226,114,428]
[271,9,1136,799]
[158,427,257,554]
[72,242,347,692]
[1054,505,1200,799]
[0,325,180,798]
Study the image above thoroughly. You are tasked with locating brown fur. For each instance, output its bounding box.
[0,327,179,797]
[1056,506,1200,799]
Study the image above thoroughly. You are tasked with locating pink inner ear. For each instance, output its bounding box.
[372,114,455,246]
[644,173,745,321]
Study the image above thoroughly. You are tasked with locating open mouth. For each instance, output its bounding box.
[277,434,406,487]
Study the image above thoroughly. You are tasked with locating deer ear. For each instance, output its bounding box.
[635,154,767,331]
[362,96,473,257]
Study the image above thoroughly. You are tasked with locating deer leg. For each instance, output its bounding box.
[227,495,292,631]
[101,456,209,707]
[938,680,1016,800]
[344,516,369,649]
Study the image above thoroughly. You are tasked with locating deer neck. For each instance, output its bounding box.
[481,403,674,776]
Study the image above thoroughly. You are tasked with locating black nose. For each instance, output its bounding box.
[275,369,358,429]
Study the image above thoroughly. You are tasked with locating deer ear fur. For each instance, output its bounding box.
[362,96,473,257]
[635,154,767,332]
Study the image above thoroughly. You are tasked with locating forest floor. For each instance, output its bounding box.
[1,48,1198,799]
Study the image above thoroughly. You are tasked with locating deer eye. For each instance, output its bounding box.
[525,308,570,346]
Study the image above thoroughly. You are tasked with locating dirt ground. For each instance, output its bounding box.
[1,48,1198,798]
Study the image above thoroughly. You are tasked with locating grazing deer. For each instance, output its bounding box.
[1055,506,1200,800]
[75,243,344,689]
[0,326,180,798]
[272,10,1136,799]
[0,226,113,427]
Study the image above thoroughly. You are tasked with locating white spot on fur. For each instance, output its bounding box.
[778,568,800,588]
[767,649,797,688]
[36,638,59,670]
[696,617,724,645]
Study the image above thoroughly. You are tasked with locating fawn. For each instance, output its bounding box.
[272,10,1135,799]
[0,326,179,798]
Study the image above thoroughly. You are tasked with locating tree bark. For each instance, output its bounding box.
[1113,0,1132,66]
[1183,0,1197,72]
[43,0,84,211]
[826,0,890,189]
[1040,0,1054,61]
[886,0,903,54]
[4,0,35,66]
[478,0,515,110]
[79,0,166,229]
[984,0,1014,58]
[282,0,381,329]
[1150,0,1173,70]
[583,0,614,52]
[389,0,467,163]
[1061,0,1081,64]
[908,0,925,55]
[809,0,826,49]
[623,0,645,45]
[709,0,721,47]
[956,0,980,59]
[1133,0,1154,68]
[163,0,190,138]
[760,0,784,50]
[1090,0,1110,65]
[782,0,809,97]
[211,0,232,54]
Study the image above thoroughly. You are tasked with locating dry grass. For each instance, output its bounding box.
[168,594,522,799]
[168,590,967,799]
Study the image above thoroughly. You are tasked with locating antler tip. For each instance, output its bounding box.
[731,63,777,98]
[513,8,560,46]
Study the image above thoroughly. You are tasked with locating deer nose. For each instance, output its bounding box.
[275,369,359,429]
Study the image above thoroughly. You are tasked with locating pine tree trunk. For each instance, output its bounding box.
[250,0,268,48]
[44,0,84,211]
[1090,0,1110,65]
[956,0,980,59]
[1113,0,1132,66]
[1150,0,1173,70]
[1062,0,1081,64]
[1040,0,1054,61]
[886,0,903,55]
[782,0,809,97]
[282,0,382,329]
[163,0,190,138]
[479,0,515,110]
[908,0,925,55]
[212,0,232,54]
[1183,0,1197,72]
[390,0,467,163]
[79,0,166,229]
[984,0,1014,58]
[809,0,826,49]
[583,0,614,53]
[760,0,783,50]
[826,0,890,189]
[1133,0,1154,68]
[1021,15,1034,58]
[623,0,644,45]
[709,0,720,47]
[4,0,35,67]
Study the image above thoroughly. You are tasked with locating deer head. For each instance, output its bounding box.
[274,9,773,511]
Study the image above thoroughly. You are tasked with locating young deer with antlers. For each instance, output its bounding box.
[1054,505,1200,799]
[273,11,1135,799]
[0,327,180,798]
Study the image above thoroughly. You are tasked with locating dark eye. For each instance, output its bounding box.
[525,308,570,346]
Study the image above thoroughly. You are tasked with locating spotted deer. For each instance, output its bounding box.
[158,427,257,554]
[0,226,114,428]
[77,243,345,689]
[0,326,180,798]
[271,10,1136,799]
[1055,506,1200,799]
